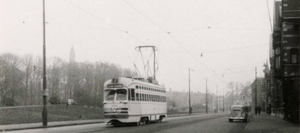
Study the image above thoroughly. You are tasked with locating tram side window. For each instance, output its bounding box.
[146,94,149,101]
[136,93,140,101]
[130,89,135,101]
[128,89,130,101]
[128,89,134,101]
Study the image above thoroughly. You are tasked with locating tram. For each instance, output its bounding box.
[103,76,167,126]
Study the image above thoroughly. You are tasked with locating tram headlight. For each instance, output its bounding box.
[120,101,127,104]
[111,108,117,112]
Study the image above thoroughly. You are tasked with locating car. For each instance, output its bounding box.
[228,105,249,122]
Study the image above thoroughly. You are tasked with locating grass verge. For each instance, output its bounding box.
[0,105,103,125]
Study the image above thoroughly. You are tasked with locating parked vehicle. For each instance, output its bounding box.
[228,105,249,122]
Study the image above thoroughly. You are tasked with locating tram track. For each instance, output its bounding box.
[83,113,228,133]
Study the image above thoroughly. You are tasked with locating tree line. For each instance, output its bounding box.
[0,53,136,107]
[166,81,252,113]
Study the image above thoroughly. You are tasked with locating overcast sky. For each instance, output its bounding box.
[0,0,274,94]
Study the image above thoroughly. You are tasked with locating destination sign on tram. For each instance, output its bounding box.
[107,84,123,88]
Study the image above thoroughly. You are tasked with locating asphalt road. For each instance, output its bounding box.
[8,113,249,133]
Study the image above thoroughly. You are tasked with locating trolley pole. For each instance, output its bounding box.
[42,0,48,126]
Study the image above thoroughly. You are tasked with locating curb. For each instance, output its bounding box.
[243,113,254,131]
[0,113,227,132]
[0,121,105,132]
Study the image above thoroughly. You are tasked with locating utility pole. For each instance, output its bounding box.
[223,87,225,112]
[42,0,48,126]
[255,67,257,115]
[206,78,208,114]
[188,68,191,115]
[217,85,219,112]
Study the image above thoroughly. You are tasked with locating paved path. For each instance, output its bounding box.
[243,113,299,133]
[0,119,104,132]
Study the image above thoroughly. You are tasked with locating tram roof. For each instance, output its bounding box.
[104,77,164,89]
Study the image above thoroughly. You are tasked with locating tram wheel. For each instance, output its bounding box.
[138,118,146,126]
[145,118,150,124]
[158,117,163,123]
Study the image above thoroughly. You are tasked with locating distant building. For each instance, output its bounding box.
[70,46,76,63]
[239,86,252,107]
[216,95,225,112]
[251,77,266,112]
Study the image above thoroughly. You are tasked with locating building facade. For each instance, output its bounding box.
[239,86,252,107]
[270,0,299,123]
[251,78,266,113]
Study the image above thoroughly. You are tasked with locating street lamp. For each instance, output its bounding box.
[206,78,208,114]
[42,0,48,126]
[255,67,257,115]
[216,85,218,113]
[223,86,225,112]
[188,68,193,115]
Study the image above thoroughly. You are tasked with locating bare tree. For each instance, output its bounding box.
[48,57,65,104]
[22,55,33,105]
[0,53,24,106]
[31,56,43,105]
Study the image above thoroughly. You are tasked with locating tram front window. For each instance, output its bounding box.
[106,90,115,101]
[116,89,127,100]
[105,89,127,101]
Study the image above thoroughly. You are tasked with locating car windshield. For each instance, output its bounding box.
[232,108,241,111]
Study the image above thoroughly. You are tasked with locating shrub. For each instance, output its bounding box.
[49,95,61,104]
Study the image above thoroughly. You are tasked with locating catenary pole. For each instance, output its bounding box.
[42,0,48,126]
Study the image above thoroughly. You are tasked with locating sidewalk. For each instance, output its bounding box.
[0,119,104,132]
[243,113,299,133]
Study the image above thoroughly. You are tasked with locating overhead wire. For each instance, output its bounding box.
[63,0,147,44]
[203,44,269,54]
[123,0,232,87]
[65,0,266,88]
[206,0,264,28]
[167,0,264,33]
[123,0,197,63]
[266,0,273,32]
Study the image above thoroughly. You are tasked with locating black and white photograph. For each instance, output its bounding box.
[0,0,299,132]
